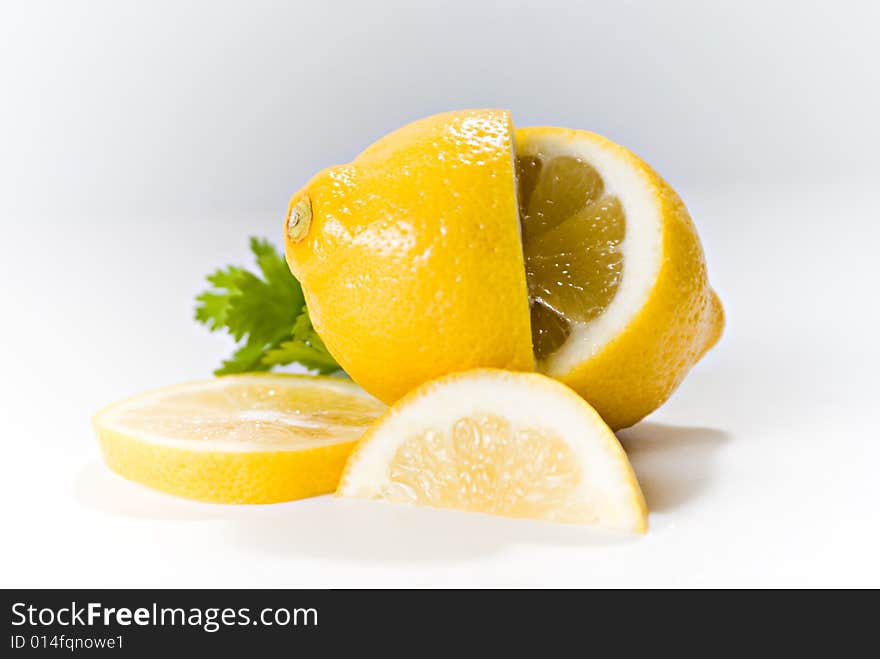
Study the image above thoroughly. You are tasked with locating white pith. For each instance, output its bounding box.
[517,130,663,376]
[338,371,644,531]
[94,375,383,453]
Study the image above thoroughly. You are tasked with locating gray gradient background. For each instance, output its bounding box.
[3,0,879,216]
[2,1,878,587]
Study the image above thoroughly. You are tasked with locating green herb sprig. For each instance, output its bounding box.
[195,238,341,375]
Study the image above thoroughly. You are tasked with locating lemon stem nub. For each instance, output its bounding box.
[287,197,312,243]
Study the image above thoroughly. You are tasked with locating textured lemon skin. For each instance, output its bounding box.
[96,427,356,504]
[285,110,534,405]
[518,128,725,430]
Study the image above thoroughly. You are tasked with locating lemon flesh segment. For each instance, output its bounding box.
[518,154,625,361]
[108,379,382,448]
[385,414,598,523]
[338,370,648,532]
[93,375,385,503]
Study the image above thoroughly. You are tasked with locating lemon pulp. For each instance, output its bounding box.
[379,413,598,523]
[112,380,384,447]
[516,155,626,361]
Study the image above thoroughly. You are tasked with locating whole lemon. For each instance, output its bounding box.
[284,110,723,429]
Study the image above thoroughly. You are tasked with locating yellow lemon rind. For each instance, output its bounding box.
[284,110,535,405]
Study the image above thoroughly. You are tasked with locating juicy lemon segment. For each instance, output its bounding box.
[338,370,647,532]
[94,375,385,503]
[519,152,626,359]
[383,414,599,523]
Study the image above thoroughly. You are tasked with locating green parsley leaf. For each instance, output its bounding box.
[194,238,342,376]
[263,307,340,374]
[215,341,274,376]
[194,266,250,330]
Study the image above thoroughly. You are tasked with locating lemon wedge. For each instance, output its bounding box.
[337,369,647,532]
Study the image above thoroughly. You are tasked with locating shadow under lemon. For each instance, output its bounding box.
[73,421,728,562]
[617,422,730,512]
[73,461,259,522]
[72,462,635,560]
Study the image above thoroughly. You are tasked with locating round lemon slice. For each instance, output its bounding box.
[93,375,385,503]
[337,369,647,532]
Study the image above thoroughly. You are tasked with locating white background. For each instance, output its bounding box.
[1,0,878,587]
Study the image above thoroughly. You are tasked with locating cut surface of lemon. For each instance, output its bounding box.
[518,139,642,364]
[337,370,647,532]
[93,375,385,503]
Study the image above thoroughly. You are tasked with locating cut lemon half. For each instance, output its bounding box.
[337,370,647,533]
[517,127,724,429]
[93,375,385,503]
